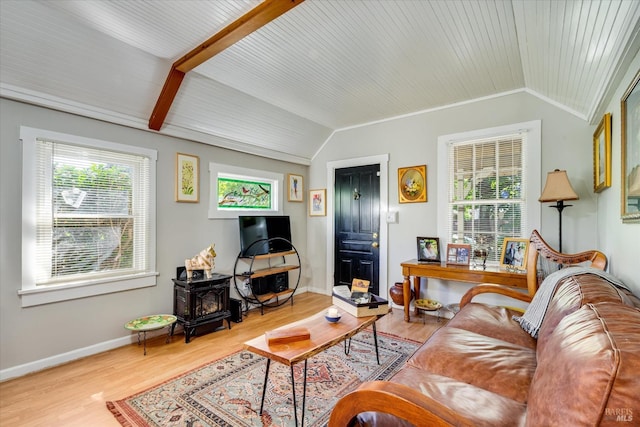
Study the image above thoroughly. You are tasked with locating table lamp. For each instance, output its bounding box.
[539,169,578,253]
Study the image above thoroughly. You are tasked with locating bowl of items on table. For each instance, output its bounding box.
[414,298,442,311]
[325,307,342,323]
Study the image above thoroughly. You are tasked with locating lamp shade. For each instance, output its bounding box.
[539,169,579,202]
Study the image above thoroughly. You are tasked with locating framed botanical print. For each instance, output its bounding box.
[176,153,199,203]
[398,165,427,203]
[287,173,304,202]
[593,112,611,193]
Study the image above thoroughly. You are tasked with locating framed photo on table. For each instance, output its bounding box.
[593,112,612,193]
[176,153,199,203]
[287,174,304,202]
[500,238,529,270]
[417,237,440,263]
[446,243,471,266]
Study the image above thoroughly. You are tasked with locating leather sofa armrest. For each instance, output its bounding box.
[328,381,474,427]
[459,283,533,309]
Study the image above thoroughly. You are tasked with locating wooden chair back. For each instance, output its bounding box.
[525,230,607,296]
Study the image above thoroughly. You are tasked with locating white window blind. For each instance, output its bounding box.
[446,133,527,264]
[20,127,157,306]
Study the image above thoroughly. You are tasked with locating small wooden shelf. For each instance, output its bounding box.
[239,264,299,279]
[238,250,296,261]
[256,288,295,303]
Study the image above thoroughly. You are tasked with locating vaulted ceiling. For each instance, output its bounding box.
[1,0,639,165]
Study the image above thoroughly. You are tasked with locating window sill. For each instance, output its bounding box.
[18,272,158,307]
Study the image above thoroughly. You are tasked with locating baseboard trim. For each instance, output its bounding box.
[0,330,166,382]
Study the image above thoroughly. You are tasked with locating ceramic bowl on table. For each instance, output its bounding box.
[325,308,342,323]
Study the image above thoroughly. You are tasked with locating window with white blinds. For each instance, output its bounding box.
[437,121,541,266]
[20,127,157,306]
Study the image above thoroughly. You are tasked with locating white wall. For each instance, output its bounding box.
[0,98,308,377]
[594,52,640,293]
[308,90,633,305]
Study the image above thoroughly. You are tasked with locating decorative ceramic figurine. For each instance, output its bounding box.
[185,244,216,279]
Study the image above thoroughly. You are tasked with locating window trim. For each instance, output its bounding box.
[437,120,541,261]
[19,126,158,307]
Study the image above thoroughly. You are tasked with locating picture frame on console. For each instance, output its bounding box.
[446,243,471,266]
[417,237,440,263]
[593,112,612,193]
[500,238,529,270]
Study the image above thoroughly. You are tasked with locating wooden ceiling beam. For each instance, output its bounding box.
[149,0,305,131]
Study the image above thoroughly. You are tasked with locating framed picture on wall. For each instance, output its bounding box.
[621,68,640,223]
[593,112,612,193]
[417,237,440,263]
[287,173,304,202]
[176,153,199,203]
[309,189,326,216]
[398,165,427,203]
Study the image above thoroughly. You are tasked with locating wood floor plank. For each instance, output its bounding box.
[0,292,445,426]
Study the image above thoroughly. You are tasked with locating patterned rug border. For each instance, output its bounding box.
[106,330,421,426]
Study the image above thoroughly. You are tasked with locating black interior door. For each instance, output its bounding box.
[334,164,380,295]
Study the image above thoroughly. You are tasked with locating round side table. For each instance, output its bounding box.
[124,314,177,355]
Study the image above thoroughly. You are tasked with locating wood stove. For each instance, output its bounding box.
[172,270,232,343]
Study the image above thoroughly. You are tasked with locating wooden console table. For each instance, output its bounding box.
[400,259,528,322]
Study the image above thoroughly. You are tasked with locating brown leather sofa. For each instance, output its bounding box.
[329,271,640,426]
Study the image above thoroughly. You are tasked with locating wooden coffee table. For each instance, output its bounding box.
[243,308,383,427]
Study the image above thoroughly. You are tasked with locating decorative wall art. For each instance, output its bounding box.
[593,112,612,193]
[309,189,326,216]
[287,174,304,202]
[176,153,199,203]
[208,163,283,219]
[446,243,471,266]
[398,165,427,203]
[417,237,440,263]
[621,69,640,223]
[499,238,529,271]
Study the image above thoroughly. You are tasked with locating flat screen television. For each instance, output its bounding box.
[238,215,292,257]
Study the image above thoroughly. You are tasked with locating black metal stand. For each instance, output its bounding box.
[550,200,571,253]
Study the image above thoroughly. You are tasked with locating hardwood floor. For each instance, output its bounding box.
[0,292,446,426]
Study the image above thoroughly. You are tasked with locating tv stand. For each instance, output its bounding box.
[233,238,301,315]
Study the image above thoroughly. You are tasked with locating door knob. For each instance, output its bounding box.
[372,242,379,248]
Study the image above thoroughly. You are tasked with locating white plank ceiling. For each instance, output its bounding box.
[1,0,639,164]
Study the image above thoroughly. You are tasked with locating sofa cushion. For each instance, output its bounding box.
[537,274,635,354]
[407,327,536,403]
[447,303,536,349]
[391,367,527,427]
[527,302,640,427]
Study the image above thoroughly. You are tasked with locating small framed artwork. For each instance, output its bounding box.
[621,68,640,223]
[309,189,326,216]
[287,173,304,202]
[176,153,199,203]
[593,112,612,193]
[417,237,440,263]
[500,238,529,270]
[446,244,471,266]
[398,165,427,203]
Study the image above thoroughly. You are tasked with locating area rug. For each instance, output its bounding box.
[107,330,419,427]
